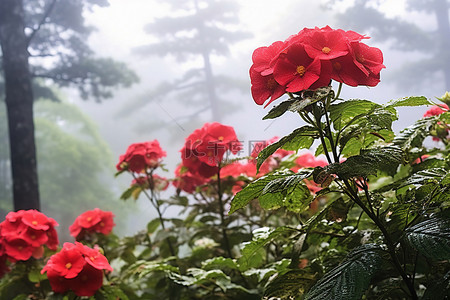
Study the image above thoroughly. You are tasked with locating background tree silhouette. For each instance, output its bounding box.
[121,0,251,126]
[0,0,138,211]
[326,0,450,93]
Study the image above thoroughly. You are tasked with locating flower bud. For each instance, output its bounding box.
[437,91,450,106]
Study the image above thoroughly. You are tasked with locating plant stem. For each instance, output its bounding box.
[133,172,176,256]
[312,104,333,164]
[217,164,233,258]
[342,179,418,299]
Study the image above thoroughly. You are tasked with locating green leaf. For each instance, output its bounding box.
[399,167,448,188]
[99,285,130,300]
[385,96,432,107]
[329,99,380,130]
[404,217,450,260]
[202,257,238,271]
[263,99,296,120]
[422,270,450,300]
[261,170,314,213]
[229,172,289,214]
[28,269,47,283]
[119,184,140,201]
[256,126,317,171]
[238,226,297,269]
[263,270,317,299]
[147,218,161,234]
[326,146,404,179]
[393,117,436,151]
[305,244,385,300]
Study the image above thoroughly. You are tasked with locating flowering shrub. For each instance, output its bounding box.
[41,242,113,296]
[69,208,115,241]
[0,210,58,262]
[0,26,449,300]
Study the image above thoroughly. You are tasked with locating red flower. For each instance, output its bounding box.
[291,152,328,173]
[41,242,112,297]
[303,26,349,60]
[0,210,59,262]
[423,104,448,117]
[250,26,384,107]
[273,43,326,93]
[331,53,380,87]
[181,123,242,175]
[69,208,115,240]
[117,140,166,173]
[250,67,286,107]
[172,164,209,194]
[251,41,285,76]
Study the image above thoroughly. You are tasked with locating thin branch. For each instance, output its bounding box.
[27,0,58,46]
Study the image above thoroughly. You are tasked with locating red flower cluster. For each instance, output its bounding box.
[181,122,242,178]
[250,26,385,107]
[41,242,113,297]
[116,140,167,173]
[172,164,209,194]
[69,209,115,240]
[0,210,58,262]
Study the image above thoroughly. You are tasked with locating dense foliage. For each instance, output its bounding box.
[0,26,449,299]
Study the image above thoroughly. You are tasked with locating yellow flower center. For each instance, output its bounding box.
[218,136,224,141]
[90,256,95,261]
[296,65,306,76]
[322,46,331,54]
[31,220,38,226]
[266,77,277,90]
[356,53,365,63]
[65,263,72,269]
[87,217,92,222]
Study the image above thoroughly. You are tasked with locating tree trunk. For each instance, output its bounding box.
[0,0,40,210]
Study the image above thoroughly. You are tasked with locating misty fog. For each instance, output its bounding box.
[1,0,448,237]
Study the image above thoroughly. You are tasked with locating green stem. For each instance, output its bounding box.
[217,164,233,258]
[134,172,176,256]
[312,104,333,164]
[334,82,343,100]
[322,101,339,163]
[341,179,418,300]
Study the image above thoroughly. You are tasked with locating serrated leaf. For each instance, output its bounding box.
[329,99,380,130]
[305,244,384,300]
[263,99,296,120]
[386,96,432,107]
[230,172,290,214]
[260,170,314,213]
[256,126,317,171]
[326,146,403,179]
[404,217,450,260]
[393,117,436,151]
[263,270,316,299]
[238,226,297,269]
[399,167,448,188]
